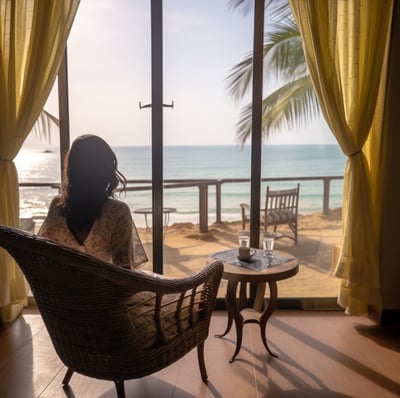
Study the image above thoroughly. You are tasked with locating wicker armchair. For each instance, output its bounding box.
[0,225,223,398]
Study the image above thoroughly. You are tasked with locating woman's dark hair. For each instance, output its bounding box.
[58,134,127,225]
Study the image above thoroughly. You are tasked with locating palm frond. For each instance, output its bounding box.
[227,0,291,20]
[30,109,59,144]
[227,0,252,15]
[265,0,293,22]
[264,20,306,80]
[225,52,254,101]
[227,0,321,146]
[226,18,304,100]
[235,76,320,145]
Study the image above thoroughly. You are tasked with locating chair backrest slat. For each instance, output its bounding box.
[265,185,299,214]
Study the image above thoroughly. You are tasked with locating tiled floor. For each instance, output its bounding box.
[0,309,399,397]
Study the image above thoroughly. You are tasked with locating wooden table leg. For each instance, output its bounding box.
[215,282,235,338]
[238,281,248,309]
[259,280,278,357]
[253,282,266,312]
[228,280,245,363]
[215,280,244,363]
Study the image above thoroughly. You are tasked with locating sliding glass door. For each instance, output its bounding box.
[18,0,343,304]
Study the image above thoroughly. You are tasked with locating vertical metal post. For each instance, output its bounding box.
[151,0,164,273]
[248,0,265,306]
[58,47,70,178]
[250,0,265,249]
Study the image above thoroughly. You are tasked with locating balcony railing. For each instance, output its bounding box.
[20,175,343,233]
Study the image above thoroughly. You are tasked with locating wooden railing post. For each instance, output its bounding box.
[322,178,330,215]
[199,184,208,233]
[216,181,222,223]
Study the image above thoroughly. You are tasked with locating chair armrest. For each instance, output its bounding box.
[240,203,265,215]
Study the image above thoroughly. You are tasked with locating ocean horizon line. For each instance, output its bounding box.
[21,143,341,151]
[114,143,341,149]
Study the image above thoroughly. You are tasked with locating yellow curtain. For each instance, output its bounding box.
[289,0,393,314]
[0,0,79,322]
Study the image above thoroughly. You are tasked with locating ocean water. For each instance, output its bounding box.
[15,145,346,228]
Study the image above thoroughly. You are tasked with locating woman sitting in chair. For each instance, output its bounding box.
[39,134,147,269]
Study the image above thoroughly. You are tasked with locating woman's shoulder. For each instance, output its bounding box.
[103,198,131,213]
[48,195,63,211]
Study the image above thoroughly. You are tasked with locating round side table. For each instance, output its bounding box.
[210,248,299,362]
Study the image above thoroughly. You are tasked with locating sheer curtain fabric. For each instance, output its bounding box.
[289,0,393,315]
[0,0,79,322]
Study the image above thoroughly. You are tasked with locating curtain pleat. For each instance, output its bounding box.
[0,0,79,322]
[289,0,393,314]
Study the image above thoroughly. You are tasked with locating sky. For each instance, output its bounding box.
[24,0,336,149]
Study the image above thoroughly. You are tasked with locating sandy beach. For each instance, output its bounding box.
[137,208,343,298]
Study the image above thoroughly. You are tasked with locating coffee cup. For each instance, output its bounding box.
[238,246,256,261]
[238,246,250,260]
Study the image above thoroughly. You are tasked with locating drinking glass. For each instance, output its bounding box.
[263,232,275,258]
[237,230,250,248]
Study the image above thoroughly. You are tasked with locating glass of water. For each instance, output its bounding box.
[237,230,250,248]
[263,232,276,258]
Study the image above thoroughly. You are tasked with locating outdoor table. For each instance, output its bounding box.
[133,207,176,233]
[210,248,299,362]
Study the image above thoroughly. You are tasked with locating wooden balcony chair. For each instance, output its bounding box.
[0,225,223,398]
[240,183,300,244]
